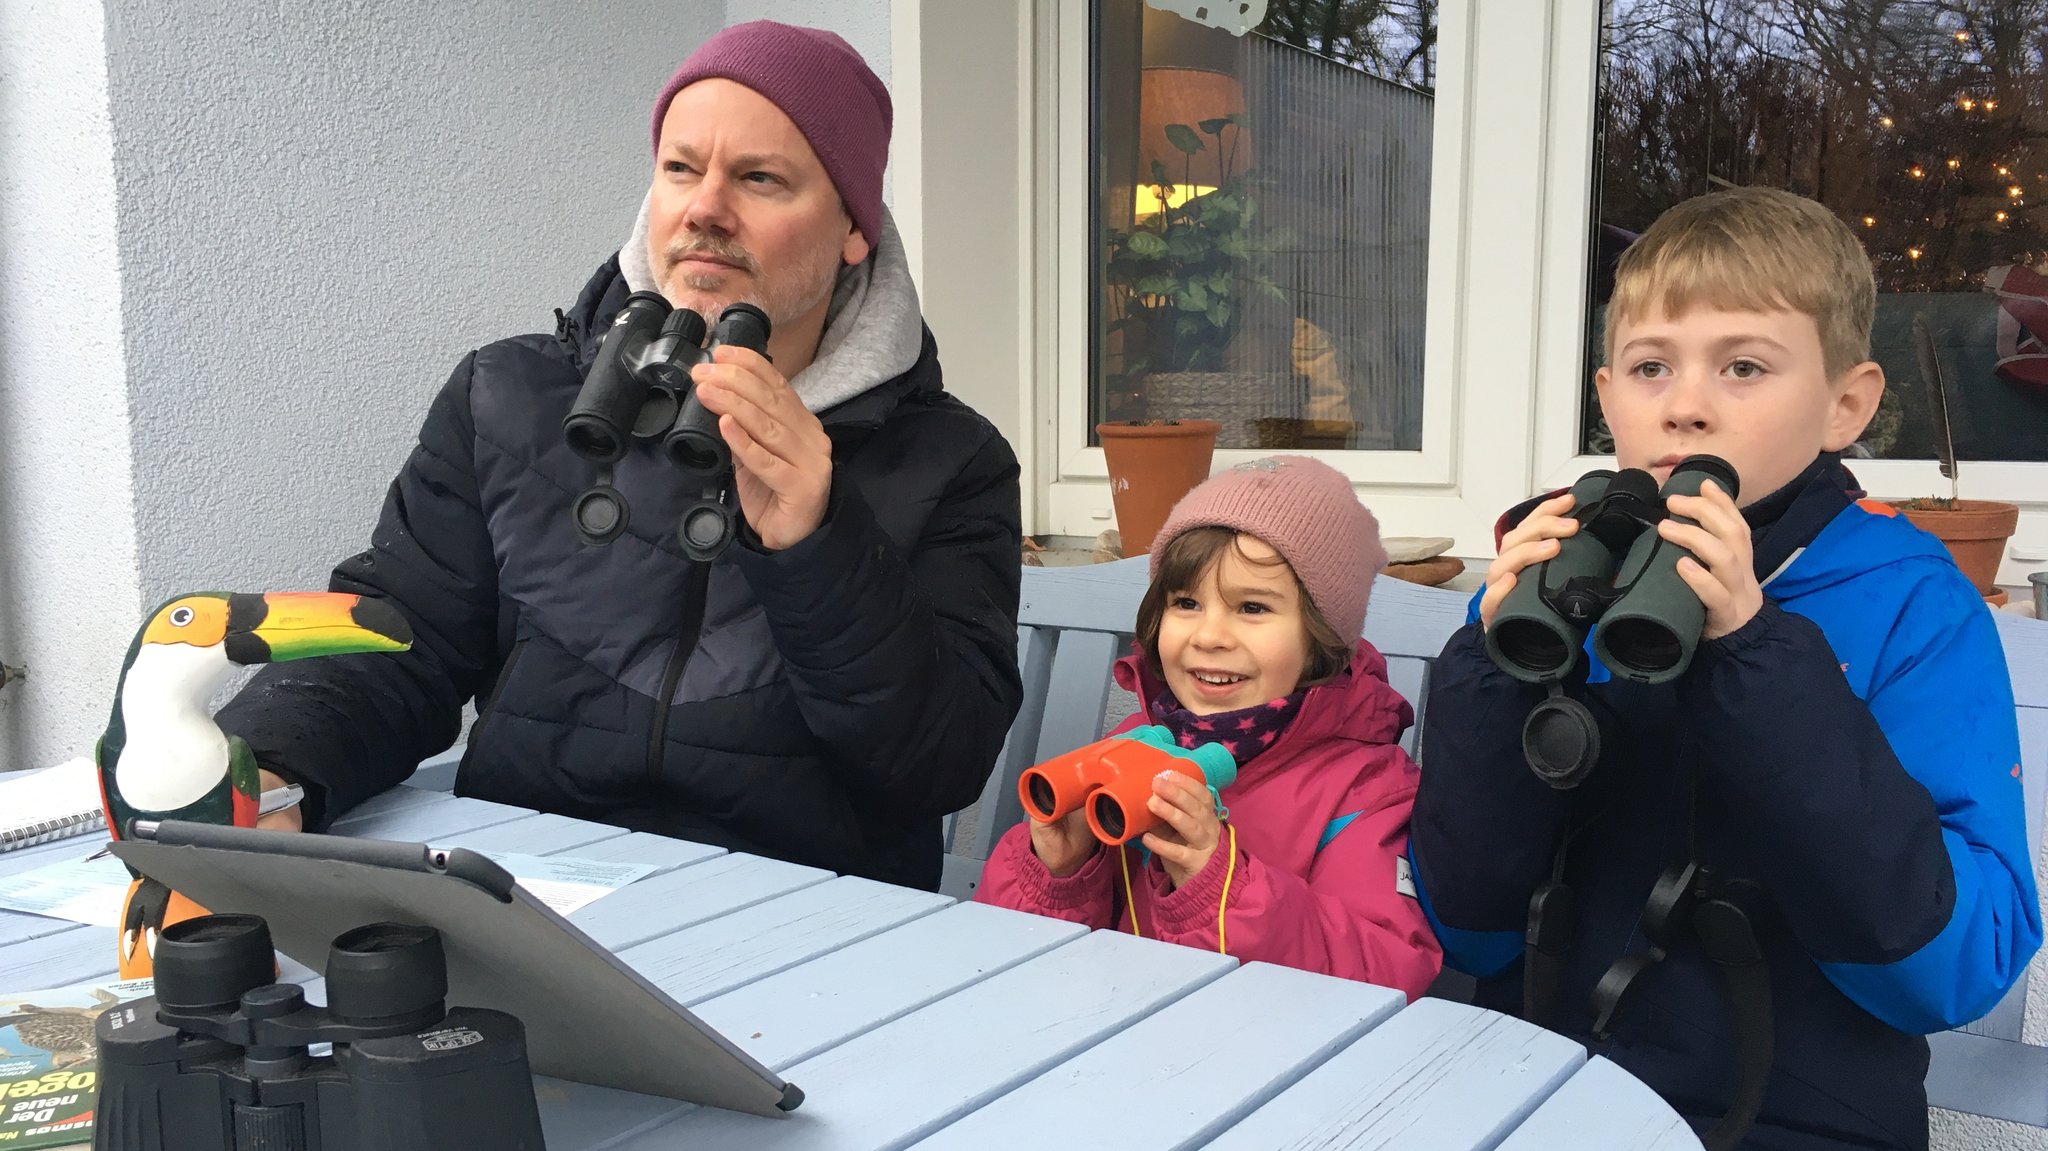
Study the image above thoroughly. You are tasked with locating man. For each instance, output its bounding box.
[215,22,1024,891]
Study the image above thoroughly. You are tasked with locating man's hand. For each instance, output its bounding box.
[256,768,303,832]
[1030,809,1098,878]
[1478,491,1581,632]
[691,346,834,551]
[1659,479,1762,640]
[1143,771,1227,891]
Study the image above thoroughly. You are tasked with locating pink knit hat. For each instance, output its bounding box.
[651,22,892,247]
[1150,456,1387,640]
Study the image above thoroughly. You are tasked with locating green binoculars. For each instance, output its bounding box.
[1487,454,1739,686]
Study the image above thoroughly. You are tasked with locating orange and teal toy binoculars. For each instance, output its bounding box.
[1016,726,1237,846]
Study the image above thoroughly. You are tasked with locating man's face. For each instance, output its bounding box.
[646,78,870,329]
[1594,303,1882,506]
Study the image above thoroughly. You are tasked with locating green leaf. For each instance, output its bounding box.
[1176,283,1210,311]
[1207,302,1231,329]
[1165,123,1204,155]
[1126,231,1169,258]
[1167,230,1208,260]
[1198,117,1232,136]
[1135,274,1177,296]
[1208,272,1230,295]
[1176,316,1206,338]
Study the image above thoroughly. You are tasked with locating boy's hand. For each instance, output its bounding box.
[1479,491,1581,632]
[1659,480,1762,640]
[1143,771,1226,890]
[1030,810,1097,877]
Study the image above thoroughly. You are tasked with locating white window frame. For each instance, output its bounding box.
[1527,0,2048,585]
[1034,0,1601,560]
[933,0,2047,579]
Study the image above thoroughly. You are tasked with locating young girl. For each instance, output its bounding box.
[975,456,1442,998]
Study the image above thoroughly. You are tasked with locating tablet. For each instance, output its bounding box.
[112,819,802,1118]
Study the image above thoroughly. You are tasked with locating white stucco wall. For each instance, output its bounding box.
[0,1,720,773]
[0,0,145,776]
[726,0,892,95]
[101,1,716,606]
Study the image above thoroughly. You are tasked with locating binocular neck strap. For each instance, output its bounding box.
[1521,765,1774,1151]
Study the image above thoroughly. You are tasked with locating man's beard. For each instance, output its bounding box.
[658,232,843,332]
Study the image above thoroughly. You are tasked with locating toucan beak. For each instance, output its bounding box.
[223,593,414,666]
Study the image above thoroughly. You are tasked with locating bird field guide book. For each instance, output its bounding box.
[0,976,154,1148]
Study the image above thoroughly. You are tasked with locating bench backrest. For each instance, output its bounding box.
[949,557,2048,1126]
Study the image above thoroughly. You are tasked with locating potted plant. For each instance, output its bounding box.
[1096,418,1222,556]
[1887,316,2021,603]
[1103,115,1287,439]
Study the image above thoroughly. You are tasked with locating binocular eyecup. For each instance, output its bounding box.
[560,295,773,561]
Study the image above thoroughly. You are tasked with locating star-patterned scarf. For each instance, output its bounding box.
[1145,681,1308,767]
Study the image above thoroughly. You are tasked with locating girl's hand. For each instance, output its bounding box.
[1030,809,1098,877]
[1143,771,1226,890]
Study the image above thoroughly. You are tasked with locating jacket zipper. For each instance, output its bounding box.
[647,561,712,778]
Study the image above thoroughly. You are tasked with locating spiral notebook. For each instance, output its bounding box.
[0,757,105,853]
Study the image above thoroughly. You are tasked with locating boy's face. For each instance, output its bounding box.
[1595,304,1883,507]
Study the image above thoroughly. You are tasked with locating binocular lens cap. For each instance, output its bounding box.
[573,487,628,545]
[1522,694,1601,790]
[154,914,278,1012]
[680,504,732,555]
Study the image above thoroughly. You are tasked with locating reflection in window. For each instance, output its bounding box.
[1092,0,1438,451]
[1587,0,2048,462]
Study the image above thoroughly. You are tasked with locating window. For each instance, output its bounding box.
[1584,0,2048,464]
[1090,0,1440,452]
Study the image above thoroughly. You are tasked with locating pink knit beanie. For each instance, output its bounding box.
[1150,456,1387,640]
[650,22,891,247]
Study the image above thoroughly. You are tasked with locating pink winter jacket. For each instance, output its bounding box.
[974,640,1443,1000]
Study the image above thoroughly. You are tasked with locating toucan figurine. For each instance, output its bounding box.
[96,591,413,977]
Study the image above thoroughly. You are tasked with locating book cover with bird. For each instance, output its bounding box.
[0,977,152,1149]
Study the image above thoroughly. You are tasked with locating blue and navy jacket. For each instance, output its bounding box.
[1409,458,2039,1151]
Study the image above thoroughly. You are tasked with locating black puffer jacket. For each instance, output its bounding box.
[216,255,1024,890]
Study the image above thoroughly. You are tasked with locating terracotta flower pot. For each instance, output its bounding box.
[1890,499,2020,598]
[1096,420,1221,556]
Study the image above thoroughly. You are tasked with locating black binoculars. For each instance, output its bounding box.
[1488,454,1739,686]
[561,292,773,561]
[93,914,543,1150]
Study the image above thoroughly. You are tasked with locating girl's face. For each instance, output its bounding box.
[1157,535,1311,716]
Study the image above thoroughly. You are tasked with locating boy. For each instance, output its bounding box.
[1409,186,2039,1151]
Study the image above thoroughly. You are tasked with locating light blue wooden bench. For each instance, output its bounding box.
[950,556,2048,1129]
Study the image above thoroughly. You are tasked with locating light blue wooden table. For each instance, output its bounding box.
[0,787,1701,1150]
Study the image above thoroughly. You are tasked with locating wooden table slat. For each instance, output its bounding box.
[433,813,631,857]
[618,876,951,1006]
[326,784,458,826]
[332,794,533,844]
[569,853,831,953]
[1493,1056,1703,1151]
[1200,996,1585,1151]
[691,902,1088,1073]
[3,922,116,990]
[909,960,1404,1151]
[619,930,1235,1151]
[547,831,726,876]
